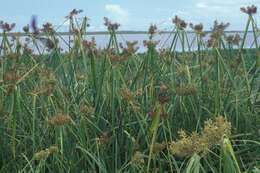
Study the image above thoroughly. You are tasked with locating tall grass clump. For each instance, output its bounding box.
[0,5,259,173]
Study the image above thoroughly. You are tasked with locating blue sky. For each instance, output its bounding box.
[0,0,259,31]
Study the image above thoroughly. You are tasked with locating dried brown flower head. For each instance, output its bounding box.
[190,23,205,36]
[148,24,158,39]
[143,40,159,49]
[104,17,120,31]
[211,20,230,34]
[42,22,55,34]
[225,34,241,46]
[158,84,171,104]
[148,24,157,35]
[207,20,230,47]
[240,5,257,15]
[172,16,187,30]
[47,113,72,126]
[121,87,134,102]
[119,41,139,55]
[66,9,83,19]
[23,45,33,55]
[37,37,56,50]
[148,109,168,119]
[0,21,15,32]
[82,37,97,54]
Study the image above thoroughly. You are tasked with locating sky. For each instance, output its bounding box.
[0,0,259,32]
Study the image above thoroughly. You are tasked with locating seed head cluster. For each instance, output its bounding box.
[104,17,120,31]
[240,5,257,15]
[47,113,72,126]
[172,16,187,30]
[34,146,59,160]
[170,116,231,157]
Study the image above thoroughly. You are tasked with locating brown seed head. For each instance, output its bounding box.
[104,17,120,31]
[172,16,187,30]
[48,113,72,126]
[240,5,257,15]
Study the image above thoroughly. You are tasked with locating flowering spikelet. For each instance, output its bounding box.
[47,146,59,154]
[225,34,241,46]
[34,150,49,160]
[148,24,157,35]
[41,22,55,34]
[148,109,167,119]
[96,132,111,146]
[33,79,56,96]
[159,48,172,61]
[38,37,56,50]
[119,41,139,56]
[143,40,159,49]
[190,23,205,36]
[158,84,171,104]
[240,5,257,15]
[170,131,208,157]
[82,37,97,54]
[175,84,197,96]
[172,16,187,30]
[0,21,15,32]
[148,24,158,39]
[104,17,120,31]
[131,151,145,165]
[170,116,231,158]
[152,142,167,154]
[120,87,141,113]
[34,146,59,160]
[207,21,230,48]
[121,87,134,102]
[203,116,231,147]
[66,9,83,19]
[47,113,72,126]
[80,103,95,115]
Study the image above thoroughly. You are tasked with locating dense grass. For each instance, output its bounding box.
[0,7,260,173]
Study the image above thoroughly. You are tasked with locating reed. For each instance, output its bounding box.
[0,6,259,173]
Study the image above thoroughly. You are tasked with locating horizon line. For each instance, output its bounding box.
[0,30,253,37]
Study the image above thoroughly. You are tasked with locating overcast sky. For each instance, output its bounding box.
[0,0,259,31]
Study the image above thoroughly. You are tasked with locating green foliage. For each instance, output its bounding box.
[0,7,259,173]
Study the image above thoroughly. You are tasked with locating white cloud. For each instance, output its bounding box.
[195,0,259,11]
[105,4,129,25]
[196,2,207,9]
